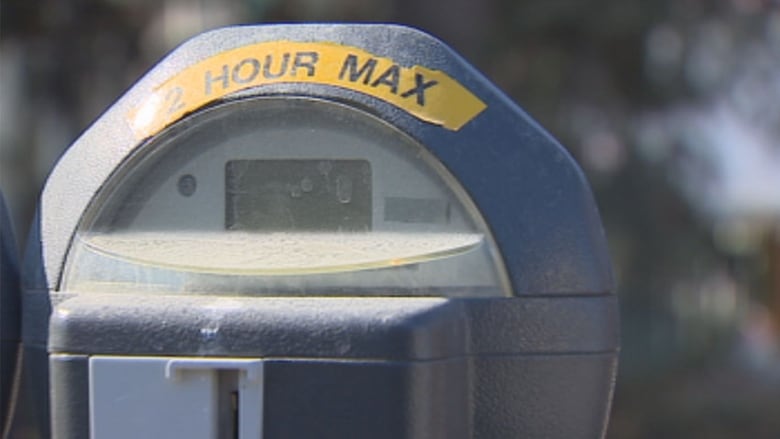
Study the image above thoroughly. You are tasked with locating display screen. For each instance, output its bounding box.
[225,159,372,231]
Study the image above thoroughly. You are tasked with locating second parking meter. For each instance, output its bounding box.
[19,24,619,438]
[1,192,21,432]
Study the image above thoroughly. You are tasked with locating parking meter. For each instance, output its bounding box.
[19,24,618,438]
[1,192,21,431]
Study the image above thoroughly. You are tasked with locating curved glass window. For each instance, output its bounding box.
[63,97,510,297]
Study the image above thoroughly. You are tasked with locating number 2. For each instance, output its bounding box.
[165,86,185,114]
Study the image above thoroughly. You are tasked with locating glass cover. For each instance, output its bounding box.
[62,97,510,297]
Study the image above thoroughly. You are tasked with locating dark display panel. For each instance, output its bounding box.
[226,160,372,231]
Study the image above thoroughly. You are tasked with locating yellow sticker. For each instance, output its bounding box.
[127,41,487,139]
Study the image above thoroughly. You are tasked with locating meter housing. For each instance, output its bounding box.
[17,24,618,439]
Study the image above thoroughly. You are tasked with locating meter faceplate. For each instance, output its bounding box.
[63,97,508,297]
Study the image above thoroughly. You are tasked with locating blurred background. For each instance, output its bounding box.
[1,0,779,437]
